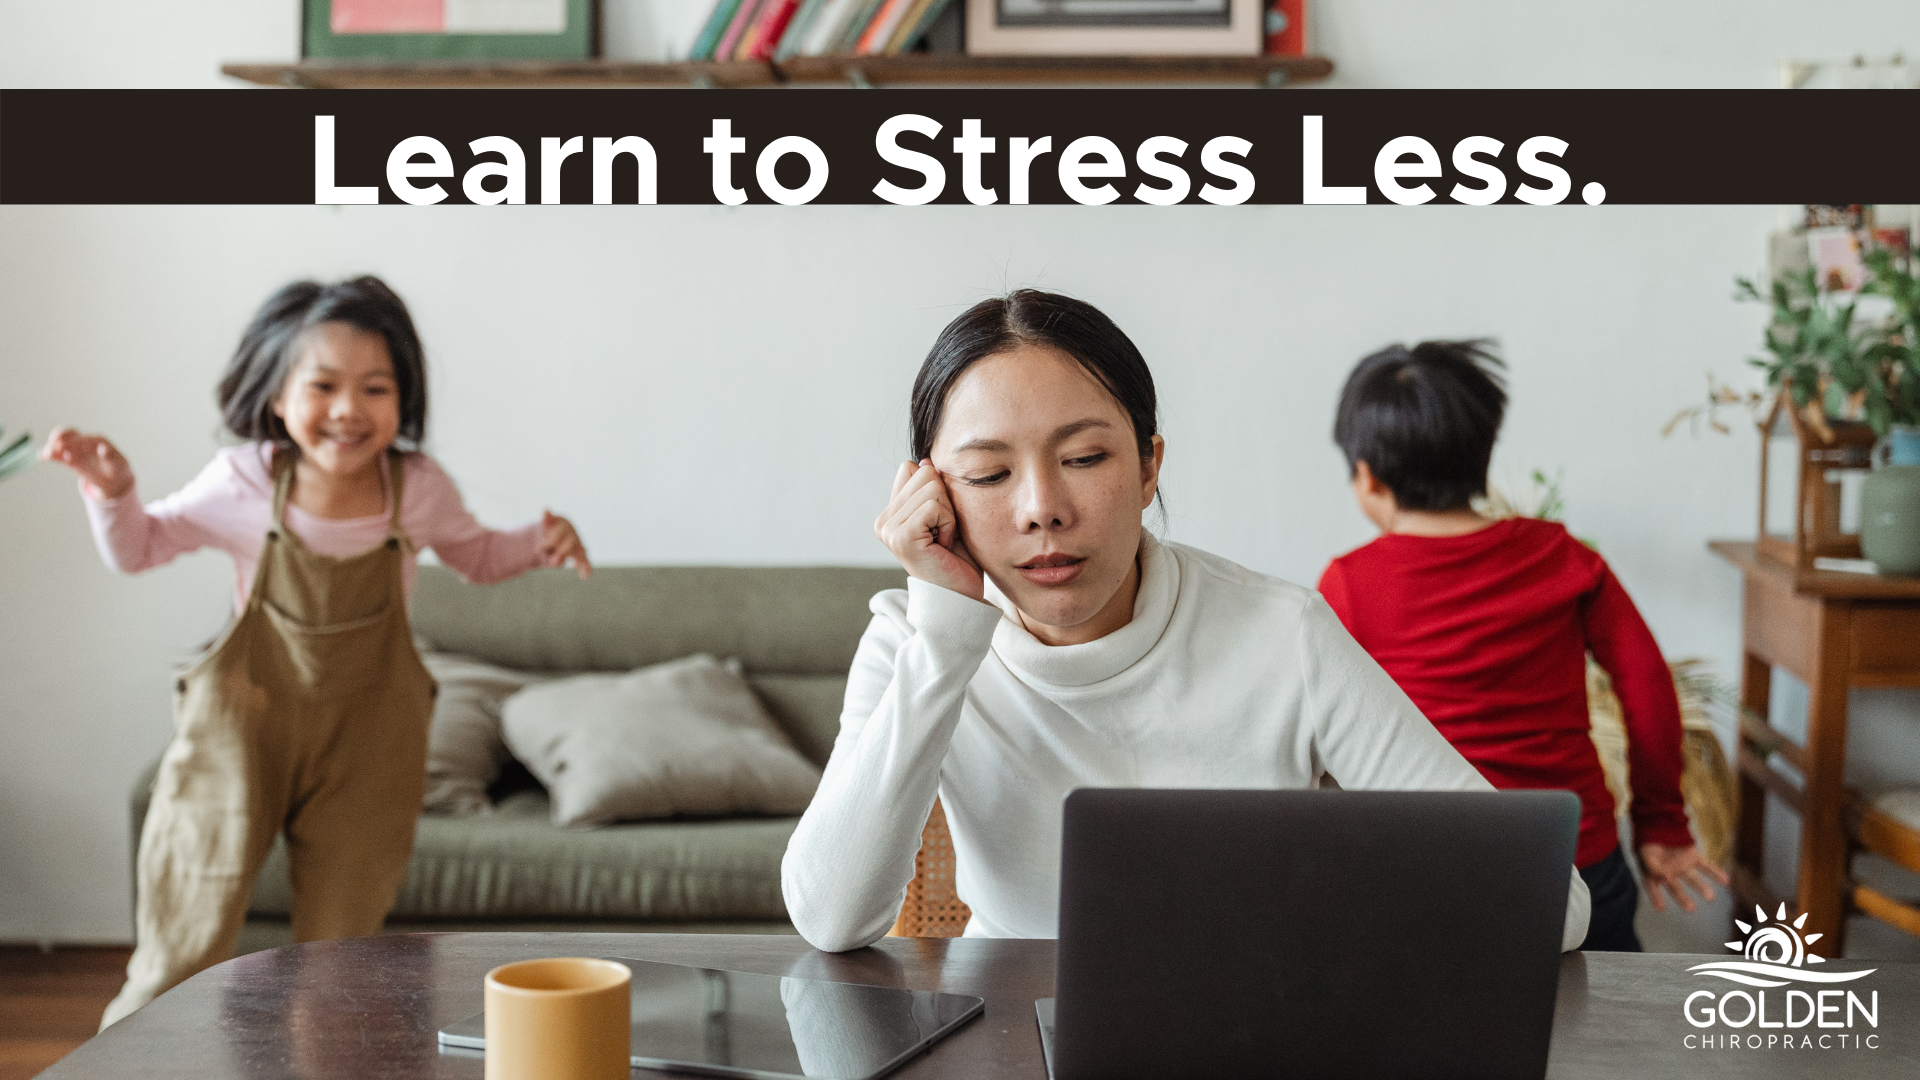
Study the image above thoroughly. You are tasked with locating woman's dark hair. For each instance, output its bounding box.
[910,289,1159,464]
[217,276,428,450]
[1332,340,1507,512]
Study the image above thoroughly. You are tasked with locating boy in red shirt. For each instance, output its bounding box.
[1317,340,1727,951]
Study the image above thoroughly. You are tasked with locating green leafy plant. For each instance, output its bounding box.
[1528,467,1566,523]
[1860,247,1920,432]
[1730,249,1920,438]
[0,425,31,484]
[1736,268,1869,436]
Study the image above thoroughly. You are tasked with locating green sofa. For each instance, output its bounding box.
[129,563,905,953]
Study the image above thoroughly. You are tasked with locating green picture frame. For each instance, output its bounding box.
[303,0,600,61]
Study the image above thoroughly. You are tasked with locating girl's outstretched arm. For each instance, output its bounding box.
[407,455,550,585]
[42,429,227,573]
[42,428,133,500]
[538,511,592,579]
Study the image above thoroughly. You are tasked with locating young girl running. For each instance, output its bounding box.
[43,276,591,1027]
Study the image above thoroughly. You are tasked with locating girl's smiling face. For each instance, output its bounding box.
[272,321,401,478]
[931,343,1164,643]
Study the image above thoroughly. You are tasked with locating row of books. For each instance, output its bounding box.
[690,0,957,62]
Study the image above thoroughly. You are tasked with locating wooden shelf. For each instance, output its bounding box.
[1709,540,1920,601]
[221,54,1332,89]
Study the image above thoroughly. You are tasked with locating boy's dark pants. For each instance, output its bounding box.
[1578,846,1643,952]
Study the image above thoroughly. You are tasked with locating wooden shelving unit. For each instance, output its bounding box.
[1712,540,1920,954]
[221,54,1332,89]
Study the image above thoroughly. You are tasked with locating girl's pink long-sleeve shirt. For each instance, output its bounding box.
[82,443,542,611]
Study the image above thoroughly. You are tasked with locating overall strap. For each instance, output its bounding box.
[269,445,296,533]
[386,451,409,541]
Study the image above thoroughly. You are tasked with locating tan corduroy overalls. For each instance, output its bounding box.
[103,451,436,1028]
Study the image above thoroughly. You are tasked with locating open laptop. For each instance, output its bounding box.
[1037,788,1580,1080]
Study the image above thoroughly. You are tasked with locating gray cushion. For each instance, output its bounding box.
[249,789,798,921]
[421,649,547,815]
[502,655,822,827]
[748,674,847,768]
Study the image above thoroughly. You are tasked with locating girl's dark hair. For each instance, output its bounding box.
[217,276,427,449]
[1332,339,1507,513]
[910,289,1159,464]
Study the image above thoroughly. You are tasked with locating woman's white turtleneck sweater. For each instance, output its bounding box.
[781,534,1591,952]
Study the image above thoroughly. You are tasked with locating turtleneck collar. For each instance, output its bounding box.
[982,530,1181,690]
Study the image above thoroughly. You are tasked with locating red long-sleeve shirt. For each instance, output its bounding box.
[1317,517,1692,868]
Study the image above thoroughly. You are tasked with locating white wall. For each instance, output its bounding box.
[3,2,1919,947]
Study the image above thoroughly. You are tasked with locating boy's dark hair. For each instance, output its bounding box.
[217,276,427,450]
[1333,340,1507,513]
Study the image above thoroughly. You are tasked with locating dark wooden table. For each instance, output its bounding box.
[40,933,1920,1078]
[1710,541,1920,952]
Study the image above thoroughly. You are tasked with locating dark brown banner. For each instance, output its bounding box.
[2,89,1913,205]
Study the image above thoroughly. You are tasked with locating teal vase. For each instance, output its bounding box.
[1862,444,1920,574]
[1890,424,1920,466]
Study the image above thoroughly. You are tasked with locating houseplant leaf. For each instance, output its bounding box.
[0,429,33,483]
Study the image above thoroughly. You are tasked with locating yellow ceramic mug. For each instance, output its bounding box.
[484,957,632,1080]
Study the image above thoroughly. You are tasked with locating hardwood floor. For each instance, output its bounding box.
[0,947,128,1080]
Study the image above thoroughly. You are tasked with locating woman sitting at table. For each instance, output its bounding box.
[780,290,1590,953]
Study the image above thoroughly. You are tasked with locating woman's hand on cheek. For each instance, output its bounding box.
[539,510,593,579]
[875,460,985,602]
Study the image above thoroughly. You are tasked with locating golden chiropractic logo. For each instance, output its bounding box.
[1681,905,1880,1051]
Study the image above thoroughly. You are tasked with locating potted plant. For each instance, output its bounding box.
[1728,248,1920,572]
[1670,246,1920,571]
[1668,259,1900,440]
[1729,247,1920,445]
[1713,266,1884,568]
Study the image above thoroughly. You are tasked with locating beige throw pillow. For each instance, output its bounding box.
[501,654,823,828]
[421,649,546,815]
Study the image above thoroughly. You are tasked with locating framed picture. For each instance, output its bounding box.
[965,0,1261,55]
[304,0,600,61]
[995,0,1231,28]
[960,0,1259,55]
[1807,227,1867,294]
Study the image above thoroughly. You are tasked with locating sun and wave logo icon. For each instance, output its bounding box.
[1687,904,1877,987]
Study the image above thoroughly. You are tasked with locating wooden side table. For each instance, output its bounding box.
[1711,541,1920,954]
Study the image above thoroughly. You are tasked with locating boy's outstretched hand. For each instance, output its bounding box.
[41,428,134,500]
[1638,842,1731,913]
[540,511,592,579]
